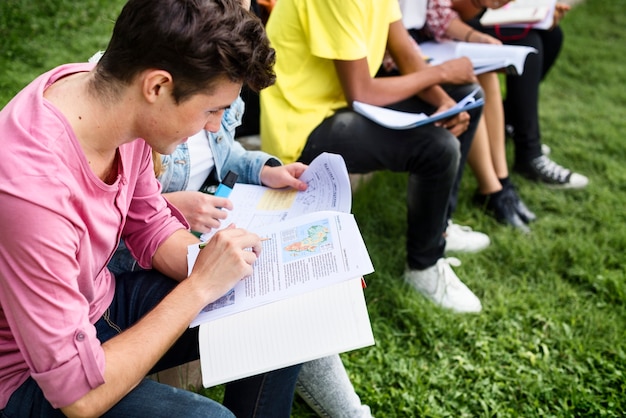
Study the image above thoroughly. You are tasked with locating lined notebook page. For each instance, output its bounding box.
[199,277,375,388]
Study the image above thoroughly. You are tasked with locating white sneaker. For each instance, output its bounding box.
[404,258,482,313]
[444,220,490,253]
[515,155,589,189]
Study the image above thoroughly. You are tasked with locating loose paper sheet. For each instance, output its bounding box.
[200,152,352,242]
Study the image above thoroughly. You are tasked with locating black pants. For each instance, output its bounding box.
[467,20,564,165]
[299,84,482,270]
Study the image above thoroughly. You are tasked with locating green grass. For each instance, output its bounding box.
[2,0,625,416]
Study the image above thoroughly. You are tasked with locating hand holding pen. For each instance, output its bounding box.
[190,226,262,299]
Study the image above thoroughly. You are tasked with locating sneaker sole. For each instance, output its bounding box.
[514,169,589,190]
[543,176,589,190]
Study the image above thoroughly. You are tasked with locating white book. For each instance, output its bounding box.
[198,277,374,388]
[420,41,537,76]
[480,0,557,30]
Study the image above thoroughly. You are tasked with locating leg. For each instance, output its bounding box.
[385,83,483,221]
[295,355,372,418]
[300,105,458,270]
[467,22,587,188]
[466,73,503,195]
[223,364,302,418]
[467,73,530,230]
[478,72,508,180]
[443,84,483,219]
[466,21,545,163]
[2,375,234,418]
[538,26,564,80]
[300,103,481,313]
[387,82,491,254]
[467,115,502,195]
[102,270,300,417]
[503,31,545,166]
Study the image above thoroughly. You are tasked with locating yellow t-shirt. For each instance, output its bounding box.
[260,0,403,163]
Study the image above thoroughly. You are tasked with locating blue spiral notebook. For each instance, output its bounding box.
[352,87,484,130]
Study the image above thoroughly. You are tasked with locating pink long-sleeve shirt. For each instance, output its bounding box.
[0,63,187,409]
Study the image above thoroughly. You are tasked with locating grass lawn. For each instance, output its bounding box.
[1,0,625,416]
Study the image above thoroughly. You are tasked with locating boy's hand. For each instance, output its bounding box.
[164,191,232,233]
[260,163,309,191]
[189,227,262,302]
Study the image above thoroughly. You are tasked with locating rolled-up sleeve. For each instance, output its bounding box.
[122,144,189,269]
[0,179,109,408]
[32,328,106,407]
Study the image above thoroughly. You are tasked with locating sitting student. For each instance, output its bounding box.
[108,95,375,417]
[453,0,589,189]
[0,0,302,416]
[261,0,487,313]
[396,0,536,231]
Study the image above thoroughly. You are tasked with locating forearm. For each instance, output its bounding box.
[447,17,477,41]
[152,229,201,281]
[372,20,470,108]
[62,278,207,417]
[359,68,446,106]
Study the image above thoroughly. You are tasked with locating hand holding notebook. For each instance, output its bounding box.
[352,87,484,130]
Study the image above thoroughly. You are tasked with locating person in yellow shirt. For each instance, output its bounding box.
[261,0,488,313]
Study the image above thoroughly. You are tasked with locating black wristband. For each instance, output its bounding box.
[264,157,281,167]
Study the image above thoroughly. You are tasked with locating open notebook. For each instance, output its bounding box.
[419,41,537,76]
[480,0,557,29]
[353,87,483,130]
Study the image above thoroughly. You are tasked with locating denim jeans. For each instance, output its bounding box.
[2,270,301,417]
[299,83,482,270]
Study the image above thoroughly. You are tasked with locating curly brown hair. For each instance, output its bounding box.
[92,0,275,103]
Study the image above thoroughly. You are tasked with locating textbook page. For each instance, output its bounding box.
[200,152,351,242]
[199,276,375,388]
[189,210,374,327]
[419,41,537,76]
[352,87,483,130]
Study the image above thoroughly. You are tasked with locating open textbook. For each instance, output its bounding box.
[353,86,484,130]
[189,209,374,326]
[188,153,376,387]
[419,41,537,76]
